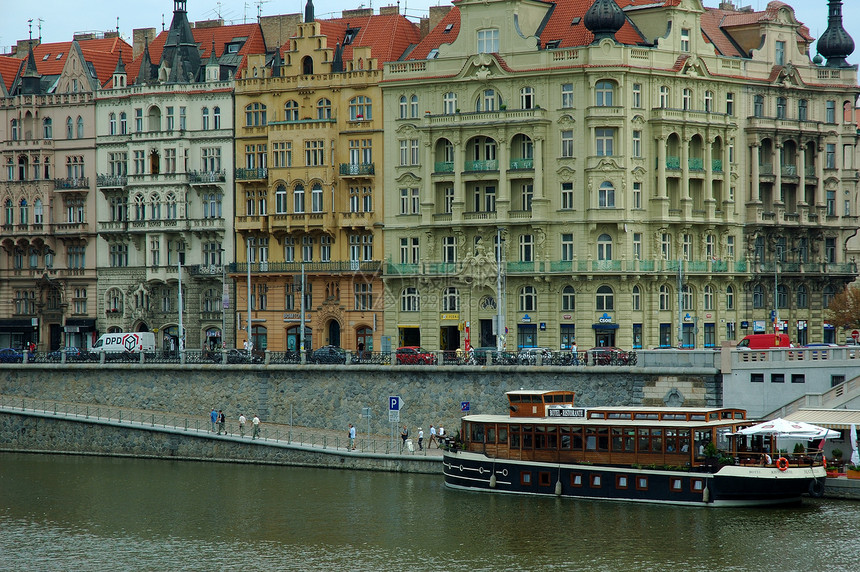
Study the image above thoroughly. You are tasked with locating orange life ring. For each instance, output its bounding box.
[776,457,789,471]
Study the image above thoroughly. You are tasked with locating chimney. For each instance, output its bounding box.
[379,5,399,15]
[133,27,157,60]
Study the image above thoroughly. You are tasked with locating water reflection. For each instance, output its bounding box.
[1,453,858,571]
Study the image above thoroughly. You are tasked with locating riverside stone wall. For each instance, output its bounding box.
[0,364,720,435]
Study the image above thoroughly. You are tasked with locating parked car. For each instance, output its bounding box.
[311,345,347,364]
[588,346,634,365]
[0,348,24,363]
[396,346,437,365]
[46,346,94,362]
[517,347,553,365]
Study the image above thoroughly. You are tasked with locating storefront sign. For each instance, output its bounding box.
[548,407,586,418]
[521,314,532,323]
[440,313,460,321]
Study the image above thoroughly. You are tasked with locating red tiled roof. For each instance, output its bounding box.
[312,14,422,66]
[127,23,266,84]
[27,37,131,86]
[0,56,23,92]
[407,7,461,60]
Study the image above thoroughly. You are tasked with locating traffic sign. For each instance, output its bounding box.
[461,401,470,412]
[389,410,400,423]
[852,330,859,342]
[389,396,403,411]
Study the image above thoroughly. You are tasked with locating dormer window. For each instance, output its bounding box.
[42,53,50,61]
[477,29,499,54]
[428,49,439,59]
[444,23,454,34]
[546,40,561,49]
[56,53,63,60]
[344,27,359,45]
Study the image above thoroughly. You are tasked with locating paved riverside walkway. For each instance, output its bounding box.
[0,394,445,459]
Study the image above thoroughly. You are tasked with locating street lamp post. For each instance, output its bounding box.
[496,227,505,354]
[219,247,227,350]
[177,242,185,362]
[246,237,253,357]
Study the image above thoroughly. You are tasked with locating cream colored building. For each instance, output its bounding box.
[381,0,859,351]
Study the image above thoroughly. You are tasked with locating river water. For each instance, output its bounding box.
[1,453,858,571]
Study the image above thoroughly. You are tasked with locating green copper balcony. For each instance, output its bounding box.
[235,167,268,181]
[434,161,454,173]
[509,158,533,170]
[339,163,375,176]
[666,156,680,170]
[464,160,498,172]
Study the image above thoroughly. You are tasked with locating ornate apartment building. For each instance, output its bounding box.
[382,0,859,351]
[0,35,129,350]
[94,0,265,352]
[233,4,420,352]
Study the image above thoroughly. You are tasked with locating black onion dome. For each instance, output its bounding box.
[817,0,855,68]
[584,0,626,42]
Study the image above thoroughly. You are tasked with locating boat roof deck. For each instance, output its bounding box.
[462,414,743,428]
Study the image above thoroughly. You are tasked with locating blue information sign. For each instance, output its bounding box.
[389,396,402,411]
[461,401,470,412]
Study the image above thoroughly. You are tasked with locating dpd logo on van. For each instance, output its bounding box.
[123,335,137,351]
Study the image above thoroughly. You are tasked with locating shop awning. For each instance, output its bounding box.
[781,409,860,430]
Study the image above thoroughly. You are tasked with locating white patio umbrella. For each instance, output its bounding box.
[737,418,840,440]
[850,423,860,466]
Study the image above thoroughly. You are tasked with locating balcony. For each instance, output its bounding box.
[186,264,226,277]
[509,158,533,170]
[236,215,268,232]
[54,177,89,190]
[230,260,382,275]
[463,211,497,221]
[464,160,498,172]
[338,211,372,228]
[96,174,127,188]
[235,167,267,181]
[434,161,454,173]
[338,163,375,177]
[188,170,226,184]
[688,157,704,172]
[712,159,723,173]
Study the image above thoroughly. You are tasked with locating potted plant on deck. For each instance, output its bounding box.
[847,464,860,479]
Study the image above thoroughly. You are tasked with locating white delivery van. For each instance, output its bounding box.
[92,332,156,354]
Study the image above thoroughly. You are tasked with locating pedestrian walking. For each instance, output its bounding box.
[238,413,247,437]
[210,408,218,433]
[400,425,409,451]
[348,423,356,450]
[428,425,438,448]
[252,414,261,439]
[418,427,424,451]
[218,410,226,435]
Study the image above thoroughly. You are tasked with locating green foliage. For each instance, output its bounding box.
[793,442,806,454]
[831,448,843,459]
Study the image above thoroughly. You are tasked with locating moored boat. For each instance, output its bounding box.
[442,390,827,507]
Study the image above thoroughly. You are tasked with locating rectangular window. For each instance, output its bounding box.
[632,83,642,108]
[561,130,574,158]
[561,182,573,209]
[305,140,325,166]
[633,233,641,260]
[477,29,499,54]
[632,130,642,158]
[826,100,836,123]
[751,373,764,383]
[826,144,836,169]
[791,374,805,384]
[561,83,574,108]
[680,28,690,52]
[633,182,642,209]
[726,92,734,116]
[595,128,614,156]
[775,41,785,66]
[166,106,175,131]
[771,373,785,384]
[135,108,143,131]
[704,323,715,348]
[179,107,186,130]
[561,233,574,261]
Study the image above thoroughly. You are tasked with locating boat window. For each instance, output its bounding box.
[611,428,624,451]
[608,412,631,419]
[678,430,691,453]
[470,422,485,443]
[586,427,608,451]
[486,425,496,444]
[498,426,508,444]
[662,414,687,420]
[590,474,602,488]
[539,472,551,486]
[570,473,583,487]
[510,425,520,449]
[522,425,533,449]
[721,411,733,419]
[521,472,532,486]
[529,395,543,403]
[690,478,704,492]
[509,394,522,403]
[638,428,662,452]
[670,477,683,492]
[690,414,706,421]
[709,413,719,421]
[616,475,629,489]
[734,412,745,419]
[665,429,678,453]
[570,426,583,450]
[559,426,571,449]
[634,413,659,420]
[589,412,605,419]
[636,476,648,491]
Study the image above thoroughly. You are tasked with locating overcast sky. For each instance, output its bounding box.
[0,0,856,67]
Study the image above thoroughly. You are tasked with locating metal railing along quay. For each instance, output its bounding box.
[0,395,442,458]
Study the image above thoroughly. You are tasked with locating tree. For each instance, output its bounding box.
[825,286,860,329]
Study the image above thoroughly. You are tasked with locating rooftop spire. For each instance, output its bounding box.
[583,0,626,43]
[817,0,855,68]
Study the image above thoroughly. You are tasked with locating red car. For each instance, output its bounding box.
[395,346,437,365]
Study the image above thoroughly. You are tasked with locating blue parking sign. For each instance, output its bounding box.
[461,401,470,412]
[389,396,402,411]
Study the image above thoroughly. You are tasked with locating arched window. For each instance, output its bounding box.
[682,285,693,311]
[213,106,221,129]
[134,193,146,221]
[4,198,14,225]
[410,94,419,118]
[682,88,692,110]
[317,98,332,119]
[108,112,117,135]
[76,116,84,138]
[107,288,124,312]
[165,192,177,220]
[149,192,161,220]
[284,100,299,121]
[293,184,305,213]
[596,285,614,311]
[202,107,210,130]
[726,285,735,310]
[401,287,419,312]
[119,112,127,134]
[476,89,500,112]
[823,285,835,308]
[752,284,764,309]
[703,285,714,311]
[777,284,788,309]
[796,284,808,308]
[443,92,457,115]
[659,285,671,311]
[595,80,614,106]
[442,287,460,312]
[10,119,19,141]
[598,182,615,208]
[561,285,575,311]
[302,55,313,75]
[42,118,52,139]
[349,96,372,121]
[34,199,43,224]
[66,117,73,139]
[597,233,612,260]
[275,184,287,213]
[519,285,537,312]
[399,95,408,118]
[245,103,267,126]
[632,285,641,311]
[19,199,28,225]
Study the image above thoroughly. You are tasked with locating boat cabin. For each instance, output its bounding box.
[461,390,757,468]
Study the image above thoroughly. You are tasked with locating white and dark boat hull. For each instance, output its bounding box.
[443,451,825,507]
